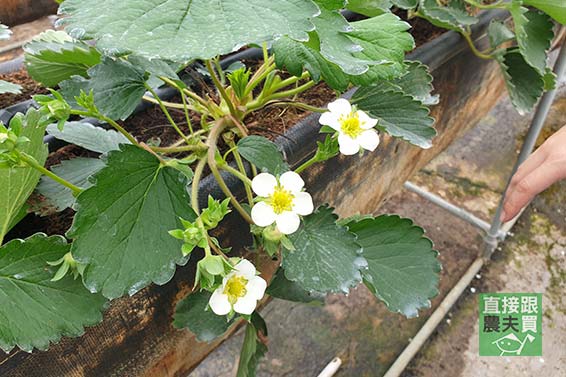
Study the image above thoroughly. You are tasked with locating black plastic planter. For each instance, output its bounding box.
[0,10,514,377]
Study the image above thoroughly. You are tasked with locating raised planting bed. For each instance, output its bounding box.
[0,9,518,377]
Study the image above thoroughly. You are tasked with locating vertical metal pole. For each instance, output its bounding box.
[483,37,566,257]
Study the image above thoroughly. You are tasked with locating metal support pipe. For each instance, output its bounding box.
[483,37,566,257]
[404,181,506,239]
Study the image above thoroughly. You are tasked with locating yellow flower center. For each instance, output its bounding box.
[269,186,294,214]
[340,114,363,138]
[224,275,248,304]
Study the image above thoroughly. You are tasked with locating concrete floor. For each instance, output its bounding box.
[191,84,566,376]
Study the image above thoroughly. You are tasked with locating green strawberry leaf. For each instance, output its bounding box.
[392,0,418,10]
[509,6,554,75]
[352,81,436,149]
[283,205,364,294]
[487,20,515,49]
[59,0,319,62]
[34,157,106,214]
[237,135,289,175]
[347,13,415,85]
[0,109,48,244]
[173,290,235,343]
[236,313,268,377]
[266,268,325,304]
[347,215,440,318]
[523,0,566,25]
[23,30,101,87]
[0,80,22,95]
[418,0,478,32]
[0,233,107,352]
[67,144,196,299]
[498,49,545,115]
[346,0,393,16]
[46,121,131,154]
[273,35,350,92]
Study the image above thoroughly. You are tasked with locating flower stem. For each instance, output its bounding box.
[18,152,82,195]
[208,120,253,224]
[159,76,210,109]
[191,157,208,215]
[227,140,254,205]
[180,90,194,134]
[220,164,253,190]
[295,155,320,174]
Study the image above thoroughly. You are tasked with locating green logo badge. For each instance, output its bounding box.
[479,293,542,356]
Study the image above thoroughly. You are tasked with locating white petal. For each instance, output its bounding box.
[233,295,257,315]
[357,110,378,129]
[251,201,276,227]
[251,173,277,197]
[327,98,352,116]
[246,276,267,300]
[234,259,256,278]
[275,211,301,235]
[279,171,304,193]
[318,112,341,130]
[292,192,314,216]
[209,289,231,315]
[338,134,360,155]
[357,129,380,152]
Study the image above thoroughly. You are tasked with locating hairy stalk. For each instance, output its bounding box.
[145,84,191,144]
[227,140,254,205]
[246,79,316,113]
[180,90,194,134]
[205,60,238,117]
[213,57,226,86]
[142,95,197,111]
[70,109,139,146]
[150,143,207,154]
[264,100,327,113]
[191,157,208,216]
[207,235,230,260]
[159,76,210,109]
[270,71,310,92]
[208,120,253,224]
[295,154,320,174]
[461,31,494,60]
[18,151,82,195]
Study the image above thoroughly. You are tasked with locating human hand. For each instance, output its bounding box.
[501,125,566,222]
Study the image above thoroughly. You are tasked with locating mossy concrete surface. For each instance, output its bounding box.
[191,86,566,377]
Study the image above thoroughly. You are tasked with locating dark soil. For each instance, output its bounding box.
[0,68,49,108]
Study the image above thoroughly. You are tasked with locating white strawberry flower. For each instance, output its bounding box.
[209,259,267,315]
[319,98,380,155]
[250,171,314,235]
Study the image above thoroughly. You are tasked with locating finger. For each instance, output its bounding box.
[501,159,566,222]
[509,147,547,187]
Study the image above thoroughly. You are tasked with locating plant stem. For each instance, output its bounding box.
[207,235,230,260]
[207,120,253,224]
[180,90,194,134]
[270,71,310,92]
[264,100,327,113]
[150,143,207,154]
[18,152,82,195]
[227,140,254,205]
[191,157,208,215]
[214,57,226,86]
[246,80,316,113]
[158,76,210,109]
[145,84,191,144]
[244,56,276,97]
[142,95,197,111]
[220,164,254,191]
[205,60,237,117]
[461,31,494,60]
[295,154,320,174]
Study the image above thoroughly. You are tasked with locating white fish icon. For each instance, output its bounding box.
[492,333,535,356]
